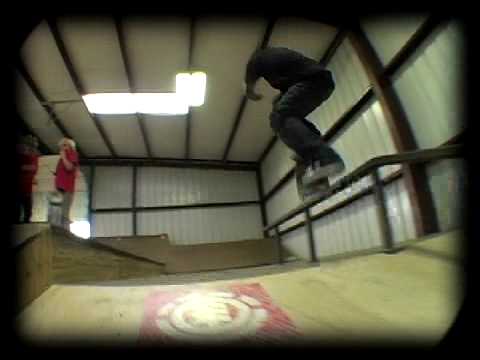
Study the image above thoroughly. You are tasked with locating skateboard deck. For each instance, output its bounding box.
[295,162,330,201]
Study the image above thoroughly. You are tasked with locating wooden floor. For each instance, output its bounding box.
[15,230,465,347]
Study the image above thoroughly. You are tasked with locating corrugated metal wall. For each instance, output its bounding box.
[307,38,371,133]
[92,166,133,209]
[136,167,258,206]
[426,158,466,232]
[266,178,304,232]
[384,179,417,244]
[328,98,401,185]
[388,21,464,233]
[282,194,383,261]
[137,205,263,245]
[90,166,262,242]
[361,15,427,66]
[392,22,464,149]
[92,212,133,238]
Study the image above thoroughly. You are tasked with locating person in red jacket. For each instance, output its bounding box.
[17,135,39,223]
[55,138,79,230]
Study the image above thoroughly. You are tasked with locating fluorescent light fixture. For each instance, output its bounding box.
[83,93,189,115]
[82,72,206,114]
[133,93,189,115]
[70,220,91,239]
[83,93,137,114]
[175,71,206,107]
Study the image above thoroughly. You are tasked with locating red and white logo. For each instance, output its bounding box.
[138,283,299,344]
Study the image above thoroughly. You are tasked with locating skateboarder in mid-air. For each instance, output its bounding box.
[244,47,345,189]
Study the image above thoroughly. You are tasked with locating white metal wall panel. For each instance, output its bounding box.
[361,15,428,66]
[282,227,311,261]
[265,177,304,232]
[282,194,382,260]
[69,191,89,221]
[426,159,466,232]
[30,192,47,223]
[307,38,371,133]
[329,99,401,185]
[15,71,64,152]
[261,139,296,195]
[393,21,464,149]
[92,166,133,209]
[384,178,416,244]
[136,167,258,207]
[228,17,337,162]
[92,212,133,238]
[137,205,263,245]
[189,17,266,159]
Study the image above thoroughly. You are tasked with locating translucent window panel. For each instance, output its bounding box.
[393,22,464,149]
[361,15,428,66]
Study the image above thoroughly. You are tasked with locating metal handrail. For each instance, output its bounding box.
[264,144,464,232]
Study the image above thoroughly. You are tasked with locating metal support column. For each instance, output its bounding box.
[304,208,318,262]
[274,227,283,264]
[371,169,395,253]
[132,166,138,236]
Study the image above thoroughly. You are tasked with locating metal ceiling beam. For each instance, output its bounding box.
[16,59,86,158]
[185,16,196,159]
[347,20,439,237]
[257,27,347,164]
[114,16,153,158]
[222,17,277,162]
[80,157,258,171]
[46,18,118,157]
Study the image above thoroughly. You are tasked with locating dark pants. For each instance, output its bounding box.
[16,194,33,223]
[270,72,335,164]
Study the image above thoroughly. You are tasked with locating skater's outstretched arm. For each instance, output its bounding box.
[244,51,263,101]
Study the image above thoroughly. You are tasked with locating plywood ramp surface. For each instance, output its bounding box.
[16,231,464,346]
[94,235,170,264]
[95,235,279,274]
[51,228,166,283]
[165,238,278,273]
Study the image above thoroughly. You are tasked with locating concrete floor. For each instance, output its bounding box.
[15,231,465,347]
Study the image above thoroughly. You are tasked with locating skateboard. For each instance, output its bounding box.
[47,191,63,228]
[294,158,330,201]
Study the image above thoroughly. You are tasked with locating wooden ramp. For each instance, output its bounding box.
[15,230,465,346]
[95,235,279,274]
[50,228,166,284]
[13,225,166,311]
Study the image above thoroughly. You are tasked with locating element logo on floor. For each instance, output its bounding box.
[138,283,299,344]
